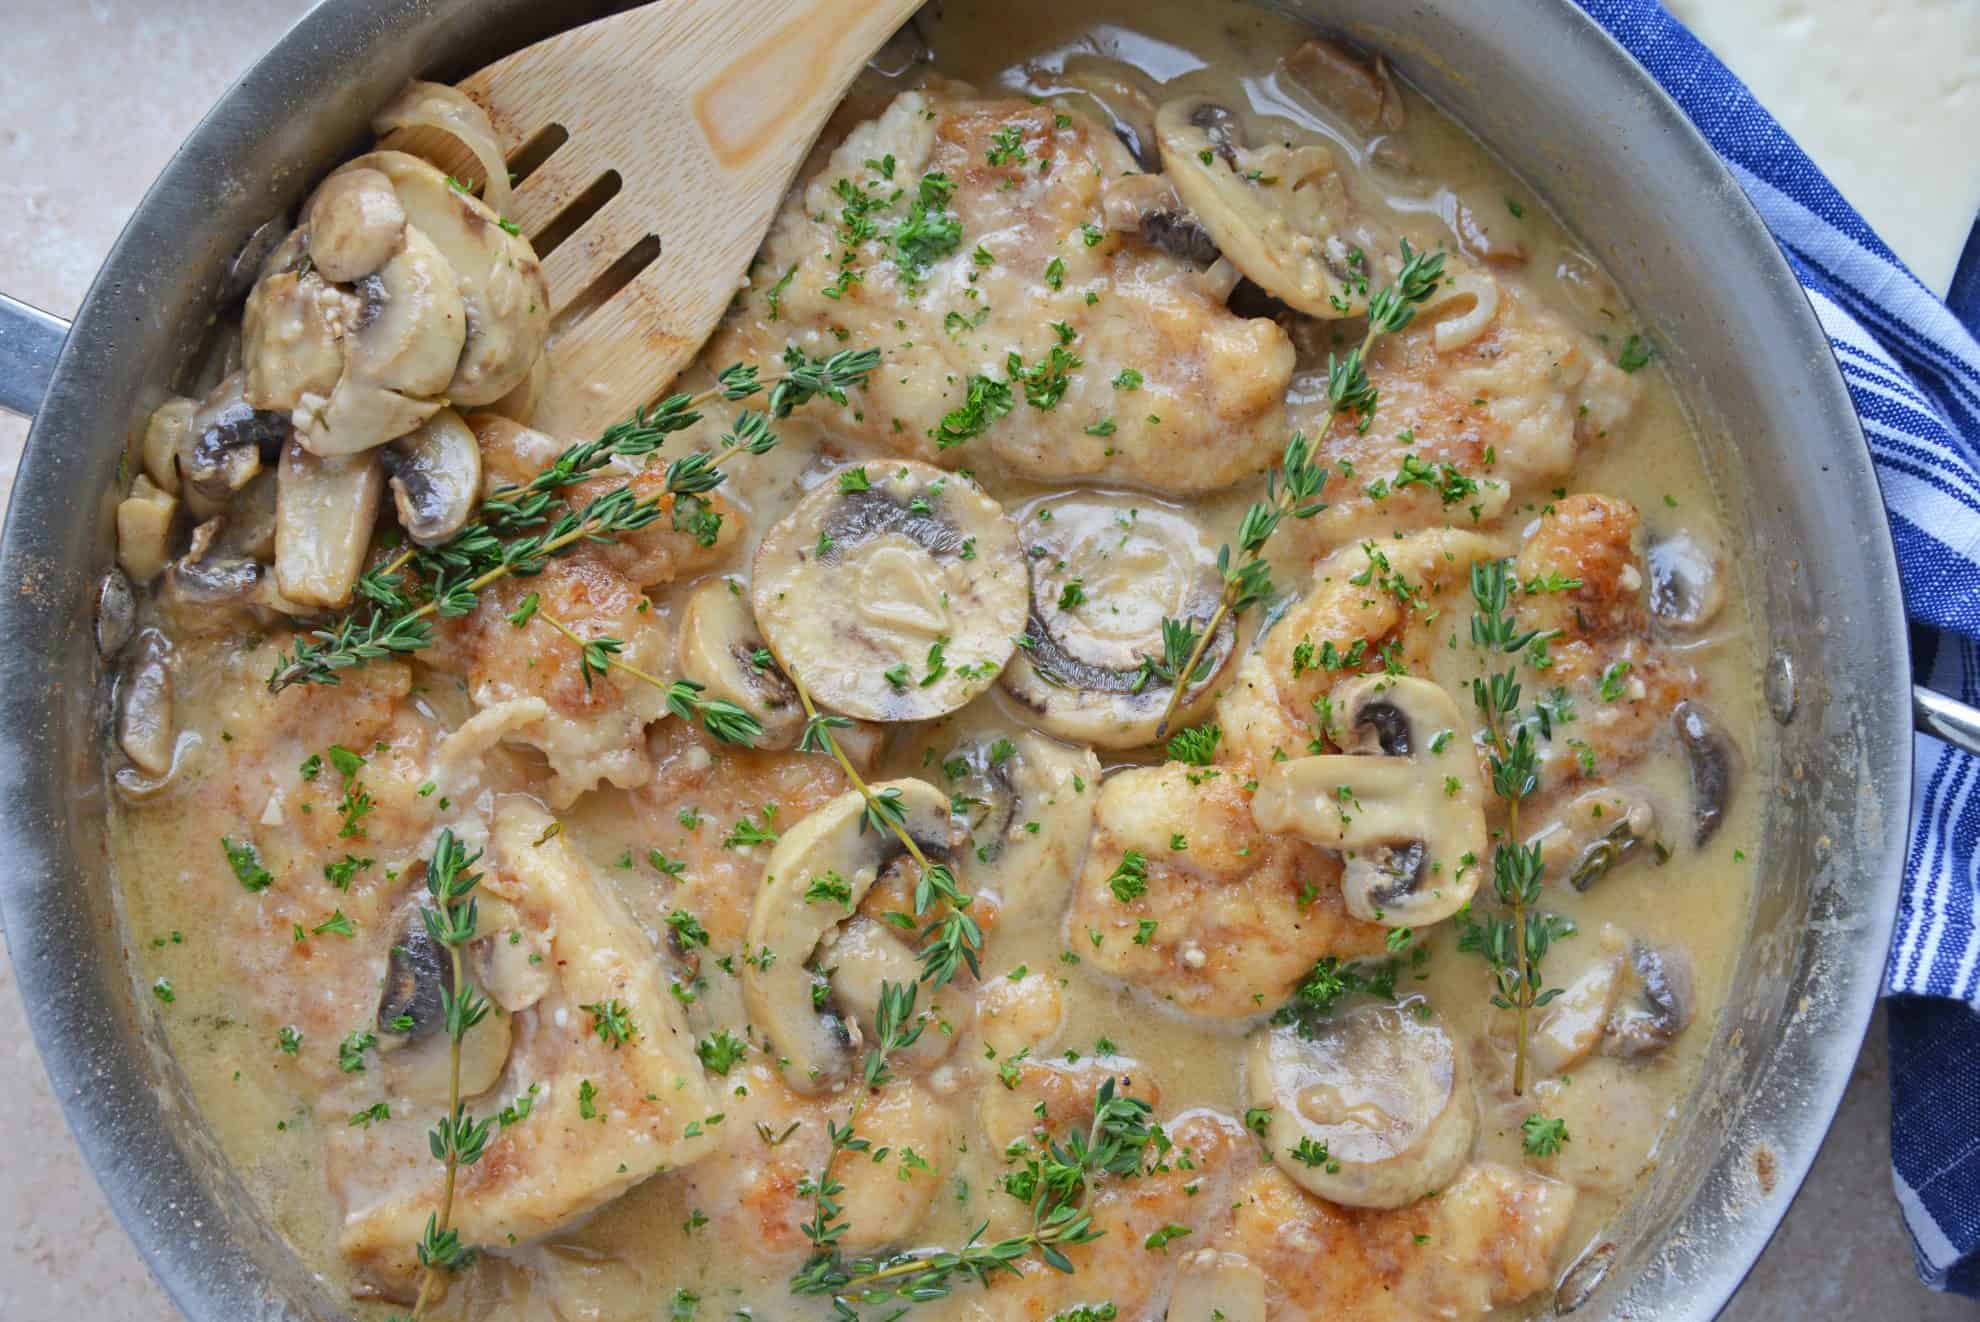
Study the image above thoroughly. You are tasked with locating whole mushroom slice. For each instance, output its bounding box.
[1601,941,1693,1059]
[181,372,289,516]
[344,224,468,399]
[376,903,512,1105]
[1647,526,1727,633]
[999,494,1235,749]
[676,578,806,748]
[1528,924,1628,1076]
[752,462,1029,723]
[1672,700,1737,846]
[742,778,963,1093]
[1245,1003,1477,1209]
[1155,95,1362,318]
[382,408,481,546]
[1252,675,1488,927]
[296,373,443,457]
[344,151,551,405]
[276,438,385,608]
[940,729,1100,924]
[1527,786,1659,892]
[303,165,407,283]
[241,267,352,411]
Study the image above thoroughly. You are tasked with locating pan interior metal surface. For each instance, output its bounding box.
[0,1,1908,1319]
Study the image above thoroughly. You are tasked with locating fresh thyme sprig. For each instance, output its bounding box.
[792,1080,1156,1309]
[1455,559,1574,1094]
[404,830,492,1320]
[1324,240,1447,432]
[1148,433,1328,739]
[532,611,763,746]
[267,347,880,693]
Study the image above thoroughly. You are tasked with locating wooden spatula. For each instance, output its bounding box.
[445,0,923,437]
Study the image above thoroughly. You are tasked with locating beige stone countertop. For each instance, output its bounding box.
[1,1,1976,1319]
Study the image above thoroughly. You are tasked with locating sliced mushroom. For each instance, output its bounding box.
[295,373,443,457]
[1648,527,1727,633]
[1283,37,1406,136]
[1672,700,1736,846]
[675,578,806,748]
[382,407,480,545]
[752,463,1028,723]
[345,151,551,405]
[999,493,1235,749]
[1245,1003,1476,1208]
[343,224,468,400]
[115,474,178,583]
[1252,675,1488,927]
[275,437,385,608]
[241,267,352,410]
[1140,208,1223,266]
[1451,199,1528,272]
[1527,785,1659,891]
[1529,924,1628,1076]
[1601,941,1693,1058]
[165,517,263,606]
[939,729,1099,924]
[117,630,175,778]
[95,568,136,657]
[1156,95,1361,318]
[377,903,512,1104]
[371,81,513,218]
[181,373,288,515]
[304,165,408,283]
[1555,1241,1618,1314]
[818,914,965,1075]
[1427,270,1502,354]
[742,779,962,1093]
[141,397,195,494]
[1046,54,1163,171]
[1168,1250,1267,1322]
[219,469,280,561]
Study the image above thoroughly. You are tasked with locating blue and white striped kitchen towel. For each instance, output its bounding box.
[1574,0,1980,1296]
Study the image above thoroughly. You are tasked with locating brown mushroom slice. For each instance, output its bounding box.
[675,578,806,749]
[742,779,963,1093]
[372,80,513,217]
[1252,675,1488,927]
[241,268,351,411]
[116,475,178,583]
[1601,941,1693,1059]
[1156,95,1361,318]
[818,915,965,1076]
[753,463,1028,723]
[304,166,407,283]
[999,493,1235,749]
[1245,1003,1476,1209]
[275,438,385,608]
[376,904,513,1105]
[382,407,480,546]
[1527,786,1659,892]
[141,396,195,493]
[96,568,136,657]
[347,151,550,405]
[1282,37,1406,136]
[181,372,288,515]
[1648,526,1727,633]
[165,517,264,607]
[1168,1251,1267,1322]
[1673,700,1737,846]
[940,729,1099,924]
[117,630,176,778]
[296,373,443,457]
[344,224,468,399]
[1529,924,1628,1076]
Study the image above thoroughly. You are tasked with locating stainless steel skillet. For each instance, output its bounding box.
[0,0,1961,1316]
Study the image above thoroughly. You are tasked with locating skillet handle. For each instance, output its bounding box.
[1915,684,1980,759]
[0,293,69,419]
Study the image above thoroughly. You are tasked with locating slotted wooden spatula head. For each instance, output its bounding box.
[455,0,923,437]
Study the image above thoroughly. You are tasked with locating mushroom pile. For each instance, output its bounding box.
[116,84,549,614]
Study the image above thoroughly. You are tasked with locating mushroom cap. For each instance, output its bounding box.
[1252,675,1488,926]
[752,462,1028,723]
[998,492,1234,749]
[1155,95,1361,318]
[344,224,468,400]
[241,268,352,411]
[304,166,407,284]
[1246,1003,1476,1208]
[741,778,962,1093]
[383,407,481,546]
[675,578,807,749]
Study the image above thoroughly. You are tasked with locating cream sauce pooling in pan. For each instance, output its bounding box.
[109,1,1763,1318]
